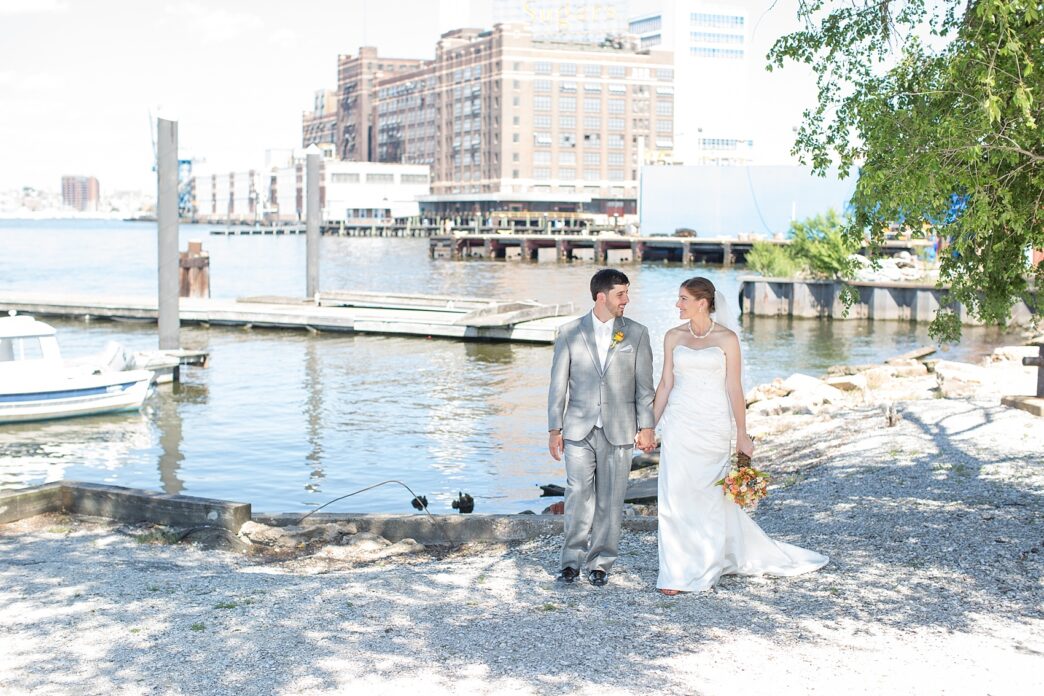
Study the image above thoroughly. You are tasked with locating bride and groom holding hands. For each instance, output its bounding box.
[547,269,828,594]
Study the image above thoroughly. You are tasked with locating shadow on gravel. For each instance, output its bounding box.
[1,400,1040,693]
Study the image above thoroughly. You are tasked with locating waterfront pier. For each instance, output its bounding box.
[0,291,575,343]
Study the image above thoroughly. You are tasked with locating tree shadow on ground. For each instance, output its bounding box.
[0,401,1041,694]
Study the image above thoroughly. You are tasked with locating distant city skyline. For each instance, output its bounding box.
[0,0,812,194]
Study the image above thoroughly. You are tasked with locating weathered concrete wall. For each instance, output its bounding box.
[0,481,250,532]
[739,278,1037,324]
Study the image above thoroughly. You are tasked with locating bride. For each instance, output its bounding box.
[652,277,828,595]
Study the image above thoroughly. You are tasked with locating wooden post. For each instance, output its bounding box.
[156,117,180,350]
[682,241,692,264]
[179,241,210,298]
[1024,342,1044,397]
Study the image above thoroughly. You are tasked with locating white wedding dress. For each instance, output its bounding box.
[657,345,829,592]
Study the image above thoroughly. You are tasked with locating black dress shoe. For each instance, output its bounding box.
[556,567,580,583]
[589,570,608,587]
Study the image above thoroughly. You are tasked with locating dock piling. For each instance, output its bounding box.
[156,117,180,350]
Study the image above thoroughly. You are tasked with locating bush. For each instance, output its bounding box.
[788,209,860,280]
[746,242,804,277]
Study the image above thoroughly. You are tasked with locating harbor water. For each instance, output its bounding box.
[0,220,1023,513]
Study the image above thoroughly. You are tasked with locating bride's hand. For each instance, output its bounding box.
[736,433,754,459]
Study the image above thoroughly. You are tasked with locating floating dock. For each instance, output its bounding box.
[0,291,576,344]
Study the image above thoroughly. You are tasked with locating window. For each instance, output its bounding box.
[400,174,429,183]
[534,96,551,111]
[559,96,577,112]
[366,173,394,183]
[607,99,625,114]
[535,61,552,75]
[584,132,601,146]
[583,98,601,113]
[583,169,601,181]
[560,63,577,76]
[534,79,551,92]
[533,132,552,146]
[691,31,745,44]
[559,151,576,165]
[559,167,576,179]
[533,167,551,179]
[533,151,552,164]
[608,83,626,94]
[559,115,576,130]
[656,67,674,81]
[608,169,625,181]
[690,47,744,59]
[584,82,602,93]
[607,134,624,149]
[656,100,673,115]
[560,132,577,147]
[584,152,601,165]
[584,115,601,130]
[512,169,519,178]
[331,172,360,183]
[607,152,625,165]
[656,119,672,133]
[512,152,519,161]
[513,96,520,106]
[656,86,674,95]
[608,65,626,78]
[560,81,577,92]
[513,79,521,89]
[608,117,625,131]
[513,115,520,125]
[584,64,601,77]
[512,132,520,143]
[534,114,552,128]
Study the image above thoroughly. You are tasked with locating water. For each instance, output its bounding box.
[0,220,1021,513]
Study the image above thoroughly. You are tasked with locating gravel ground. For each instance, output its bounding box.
[1,393,1042,695]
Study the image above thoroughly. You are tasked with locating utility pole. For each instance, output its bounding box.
[157,117,180,349]
[305,144,321,299]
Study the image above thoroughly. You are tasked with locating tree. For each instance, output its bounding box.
[768,0,1043,341]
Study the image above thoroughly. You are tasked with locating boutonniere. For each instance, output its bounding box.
[610,330,625,348]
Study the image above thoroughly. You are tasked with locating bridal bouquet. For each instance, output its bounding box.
[716,454,770,510]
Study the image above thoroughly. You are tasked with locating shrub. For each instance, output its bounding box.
[788,209,860,279]
[746,241,803,277]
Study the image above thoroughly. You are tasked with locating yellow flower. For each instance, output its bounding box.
[611,331,625,348]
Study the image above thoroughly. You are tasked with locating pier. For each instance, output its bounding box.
[738,277,1039,324]
[0,291,576,343]
[428,233,931,265]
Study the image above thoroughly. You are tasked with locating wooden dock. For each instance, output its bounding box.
[0,292,576,344]
[428,233,931,265]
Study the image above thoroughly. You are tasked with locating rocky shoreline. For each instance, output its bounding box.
[0,338,1041,694]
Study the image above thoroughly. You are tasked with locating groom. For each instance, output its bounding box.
[547,269,655,587]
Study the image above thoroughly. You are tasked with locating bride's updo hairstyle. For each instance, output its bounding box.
[681,277,716,313]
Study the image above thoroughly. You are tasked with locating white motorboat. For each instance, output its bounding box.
[0,313,154,424]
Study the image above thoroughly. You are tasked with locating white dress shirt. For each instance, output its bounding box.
[591,312,615,428]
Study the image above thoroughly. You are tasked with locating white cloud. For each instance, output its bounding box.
[0,0,68,15]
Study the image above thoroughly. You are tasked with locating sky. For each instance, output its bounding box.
[0,0,814,194]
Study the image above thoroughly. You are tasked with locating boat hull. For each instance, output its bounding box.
[0,371,154,424]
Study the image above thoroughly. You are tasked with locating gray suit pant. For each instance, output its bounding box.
[559,426,632,574]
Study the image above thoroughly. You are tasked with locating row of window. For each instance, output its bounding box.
[528,61,673,81]
[533,132,630,148]
[530,168,630,181]
[691,13,745,28]
[629,16,662,34]
[531,96,671,114]
[691,31,744,44]
[701,138,753,149]
[534,151,630,166]
[690,47,745,59]
[330,172,426,184]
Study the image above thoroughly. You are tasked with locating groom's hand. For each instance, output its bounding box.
[548,430,564,461]
[636,428,656,453]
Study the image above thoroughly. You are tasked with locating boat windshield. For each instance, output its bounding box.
[0,337,46,362]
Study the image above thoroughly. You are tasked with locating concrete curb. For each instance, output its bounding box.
[253,512,658,545]
[0,481,250,532]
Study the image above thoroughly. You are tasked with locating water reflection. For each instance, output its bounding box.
[303,339,325,493]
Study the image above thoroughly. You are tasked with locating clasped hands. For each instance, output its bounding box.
[634,428,656,453]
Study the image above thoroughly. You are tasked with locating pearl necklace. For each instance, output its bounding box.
[688,319,715,339]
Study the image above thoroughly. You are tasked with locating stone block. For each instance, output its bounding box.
[825,374,868,392]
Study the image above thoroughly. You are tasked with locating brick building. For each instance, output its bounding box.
[61,175,100,212]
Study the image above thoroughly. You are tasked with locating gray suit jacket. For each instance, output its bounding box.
[547,313,655,447]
